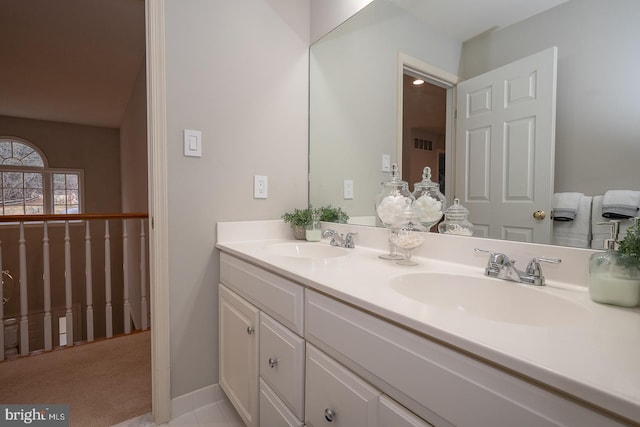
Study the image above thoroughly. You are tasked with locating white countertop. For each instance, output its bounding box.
[216,220,640,423]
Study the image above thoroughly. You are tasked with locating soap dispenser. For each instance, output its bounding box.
[588,220,640,307]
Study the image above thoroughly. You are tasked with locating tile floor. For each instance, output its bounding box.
[112,400,244,427]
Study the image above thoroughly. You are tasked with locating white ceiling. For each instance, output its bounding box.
[395,0,569,42]
[0,0,145,129]
[0,0,567,129]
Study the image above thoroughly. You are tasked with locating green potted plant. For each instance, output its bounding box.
[282,205,350,240]
[282,207,313,240]
[317,205,349,223]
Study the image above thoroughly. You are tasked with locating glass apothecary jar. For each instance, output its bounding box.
[412,167,445,230]
[375,164,415,260]
[389,204,426,266]
[438,198,473,236]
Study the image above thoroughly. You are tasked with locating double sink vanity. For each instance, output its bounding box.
[216,220,640,427]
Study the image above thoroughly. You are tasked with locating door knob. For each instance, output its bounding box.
[533,210,546,220]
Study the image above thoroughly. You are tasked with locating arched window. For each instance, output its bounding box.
[0,137,83,215]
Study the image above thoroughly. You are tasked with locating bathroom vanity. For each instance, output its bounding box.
[217,220,640,427]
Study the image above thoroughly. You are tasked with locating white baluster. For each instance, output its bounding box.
[104,220,113,338]
[140,218,148,330]
[123,219,131,334]
[0,240,4,361]
[64,221,73,346]
[19,222,29,355]
[85,221,94,342]
[43,222,52,351]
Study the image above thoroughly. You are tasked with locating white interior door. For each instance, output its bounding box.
[455,47,557,243]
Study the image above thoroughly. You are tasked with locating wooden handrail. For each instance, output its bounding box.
[0,212,148,223]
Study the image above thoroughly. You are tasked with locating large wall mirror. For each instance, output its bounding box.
[309,0,640,248]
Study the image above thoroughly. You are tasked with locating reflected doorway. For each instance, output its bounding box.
[401,70,448,195]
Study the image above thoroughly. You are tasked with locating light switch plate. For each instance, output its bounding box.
[254,175,268,199]
[184,129,202,157]
[343,179,354,199]
[382,154,391,172]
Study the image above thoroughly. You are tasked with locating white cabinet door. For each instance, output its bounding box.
[219,284,259,427]
[378,396,433,427]
[305,343,380,427]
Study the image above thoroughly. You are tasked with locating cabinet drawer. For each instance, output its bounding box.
[305,343,380,427]
[220,252,304,334]
[260,379,304,427]
[378,395,433,427]
[306,290,623,427]
[259,312,305,420]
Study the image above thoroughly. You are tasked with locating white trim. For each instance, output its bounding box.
[146,0,171,423]
[396,53,459,206]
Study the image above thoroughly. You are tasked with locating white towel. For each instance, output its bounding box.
[591,195,633,249]
[552,192,584,221]
[552,195,592,248]
[602,190,640,219]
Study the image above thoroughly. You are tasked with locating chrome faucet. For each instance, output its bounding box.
[322,229,357,248]
[474,248,561,286]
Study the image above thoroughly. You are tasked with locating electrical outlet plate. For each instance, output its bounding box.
[254,175,268,199]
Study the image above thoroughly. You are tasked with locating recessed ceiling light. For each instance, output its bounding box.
[413,79,425,86]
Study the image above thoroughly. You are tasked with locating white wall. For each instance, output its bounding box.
[164,0,310,397]
[460,0,640,196]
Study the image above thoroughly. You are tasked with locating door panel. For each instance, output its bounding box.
[455,47,557,243]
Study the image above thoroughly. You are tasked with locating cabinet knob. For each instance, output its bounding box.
[324,408,336,422]
[268,357,278,368]
[246,326,255,335]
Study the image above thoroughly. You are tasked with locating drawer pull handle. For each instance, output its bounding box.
[324,408,336,422]
[246,326,255,335]
[268,357,278,368]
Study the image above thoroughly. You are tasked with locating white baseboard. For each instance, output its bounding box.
[171,383,225,419]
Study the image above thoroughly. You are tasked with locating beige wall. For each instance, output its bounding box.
[0,115,125,344]
[164,0,310,397]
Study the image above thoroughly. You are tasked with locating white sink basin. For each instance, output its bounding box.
[267,242,349,259]
[390,273,587,326]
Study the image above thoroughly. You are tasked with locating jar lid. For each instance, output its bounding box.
[444,198,469,216]
[413,167,440,191]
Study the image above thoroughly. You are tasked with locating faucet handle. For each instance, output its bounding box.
[474,248,512,276]
[344,232,358,248]
[525,256,561,275]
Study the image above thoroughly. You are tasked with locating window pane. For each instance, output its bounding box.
[13,142,34,160]
[0,142,11,160]
[4,188,23,208]
[26,205,44,214]
[22,152,44,167]
[66,174,79,189]
[54,189,67,206]
[53,174,66,190]
[3,172,23,189]
[25,187,44,207]
[25,173,43,189]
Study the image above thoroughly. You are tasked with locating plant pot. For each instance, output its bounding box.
[292,225,306,240]
[589,254,640,307]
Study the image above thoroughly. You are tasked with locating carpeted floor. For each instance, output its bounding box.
[0,330,151,427]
